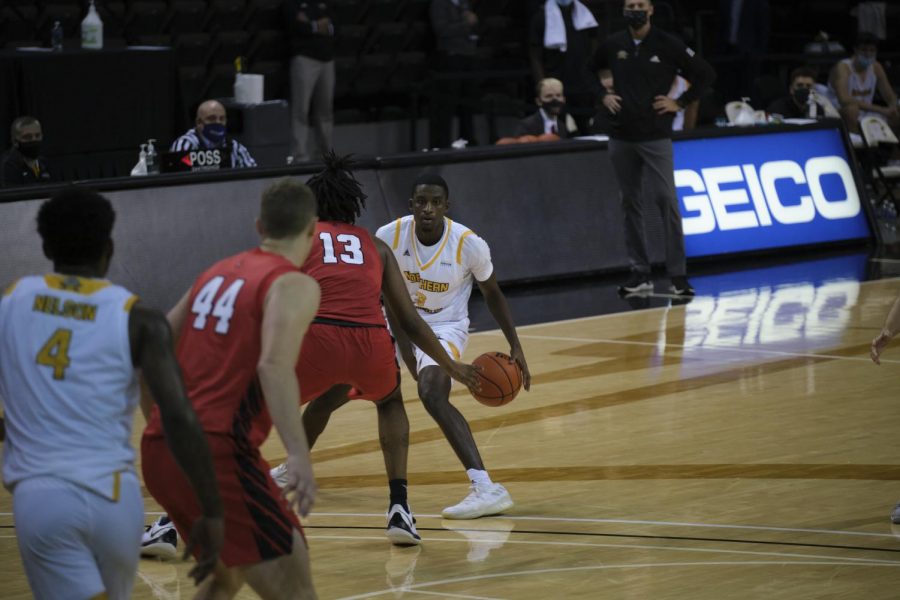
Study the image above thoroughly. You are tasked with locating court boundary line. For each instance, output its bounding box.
[302,512,900,540]
[332,558,900,600]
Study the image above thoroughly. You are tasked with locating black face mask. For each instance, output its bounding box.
[623,9,649,29]
[542,99,565,111]
[792,88,811,106]
[17,140,41,160]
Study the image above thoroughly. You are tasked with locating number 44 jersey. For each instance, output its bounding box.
[0,274,139,499]
[144,248,298,441]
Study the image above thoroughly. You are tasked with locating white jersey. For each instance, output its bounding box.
[376,215,493,328]
[832,58,877,105]
[0,274,140,500]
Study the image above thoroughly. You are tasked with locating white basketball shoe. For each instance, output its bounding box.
[442,482,514,520]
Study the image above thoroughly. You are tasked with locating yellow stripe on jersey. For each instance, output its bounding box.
[446,340,461,360]
[44,274,111,295]
[124,295,139,312]
[456,231,474,265]
[391,218,402,250]
[112,471,121,502]
[414,217,453,271]
[3,278,21,297]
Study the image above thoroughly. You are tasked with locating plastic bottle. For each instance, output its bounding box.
[51,21,63,52]
[145,139,159,174]
[131,144,148,176]
[81,0,103,50]
[807,90,818,119]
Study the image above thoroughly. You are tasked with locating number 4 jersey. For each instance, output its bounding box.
[0,274,139,499]
[144,248,297,441]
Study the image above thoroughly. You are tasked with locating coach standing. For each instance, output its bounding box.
[593,0,714,297]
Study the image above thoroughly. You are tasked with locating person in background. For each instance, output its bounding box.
[170,100,257,168]
[1,116,52,187]
[429,0,479,149]
[514,78,577,138]
[829,31,899,135]
[285,0,335,163]
[593,0,715,297]
[529,0,601,135]
[768,66,839,120]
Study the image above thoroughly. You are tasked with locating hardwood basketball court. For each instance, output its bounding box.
[2,269,900,598]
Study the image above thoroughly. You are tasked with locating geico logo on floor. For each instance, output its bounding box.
[672,128,872,257]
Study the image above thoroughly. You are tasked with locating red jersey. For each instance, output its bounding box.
[302,221,386,326]
[145,248,298,442]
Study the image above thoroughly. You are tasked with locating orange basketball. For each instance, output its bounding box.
[471,352,522,407]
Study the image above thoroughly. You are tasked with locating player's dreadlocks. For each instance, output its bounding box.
[306,150,367,224]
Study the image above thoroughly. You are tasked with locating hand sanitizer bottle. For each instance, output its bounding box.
[146,139,159,174]
[81,0,103,50]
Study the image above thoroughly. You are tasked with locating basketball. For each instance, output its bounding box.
[471,352,522,407]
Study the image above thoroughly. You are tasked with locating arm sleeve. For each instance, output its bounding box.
[462,234,494,283]
[667,36,716,107]
[234,142,256,168]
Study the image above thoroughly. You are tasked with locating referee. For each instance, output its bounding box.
[593,0,715,296]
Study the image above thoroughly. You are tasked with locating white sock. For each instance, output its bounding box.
[467,469,492,486]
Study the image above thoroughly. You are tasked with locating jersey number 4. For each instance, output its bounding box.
[192,276,246,334]
[320,232,364,265]
[36,328,72,380]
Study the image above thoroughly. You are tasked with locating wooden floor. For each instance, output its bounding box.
[3,276,900,598]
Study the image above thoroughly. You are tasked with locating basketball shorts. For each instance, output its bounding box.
[13,472,143,600]
[296,322,400,403]
[141,433,301,568]
[409,322,469,374]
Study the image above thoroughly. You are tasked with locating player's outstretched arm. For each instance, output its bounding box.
[129,304,224,585]
[258,272,320,516]
[872,290,900,365]
[477,275,531,390]
[375,237,481,392]
[384,299,418,380]
[138,288,192,421]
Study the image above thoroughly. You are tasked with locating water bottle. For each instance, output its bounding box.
[51,21,63,52]
[807,91,818,119]
[81,0,103,50]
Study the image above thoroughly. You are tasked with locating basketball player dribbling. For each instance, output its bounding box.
[375,174,531,519]
[270,153,482,545]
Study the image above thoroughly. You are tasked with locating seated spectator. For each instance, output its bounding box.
[828,32,899,134]
[514,78,578,138]
[768,66,839,120]
[170,100,257,168]
[1,116,51,187]
[669,75,699,131]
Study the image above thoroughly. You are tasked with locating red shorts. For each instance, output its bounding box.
[296,322,400,404]
[141,433,301,567]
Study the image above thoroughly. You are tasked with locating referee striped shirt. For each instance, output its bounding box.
[170,129,257,168]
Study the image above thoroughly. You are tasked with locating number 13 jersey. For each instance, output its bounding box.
[375,216,493,328]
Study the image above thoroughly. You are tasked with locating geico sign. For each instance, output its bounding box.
[675,156,860,235]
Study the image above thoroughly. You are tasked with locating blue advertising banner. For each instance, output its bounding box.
[673,127,871,257]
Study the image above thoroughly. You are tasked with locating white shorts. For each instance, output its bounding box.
[13,472,144,600]
[412,322,470,374]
